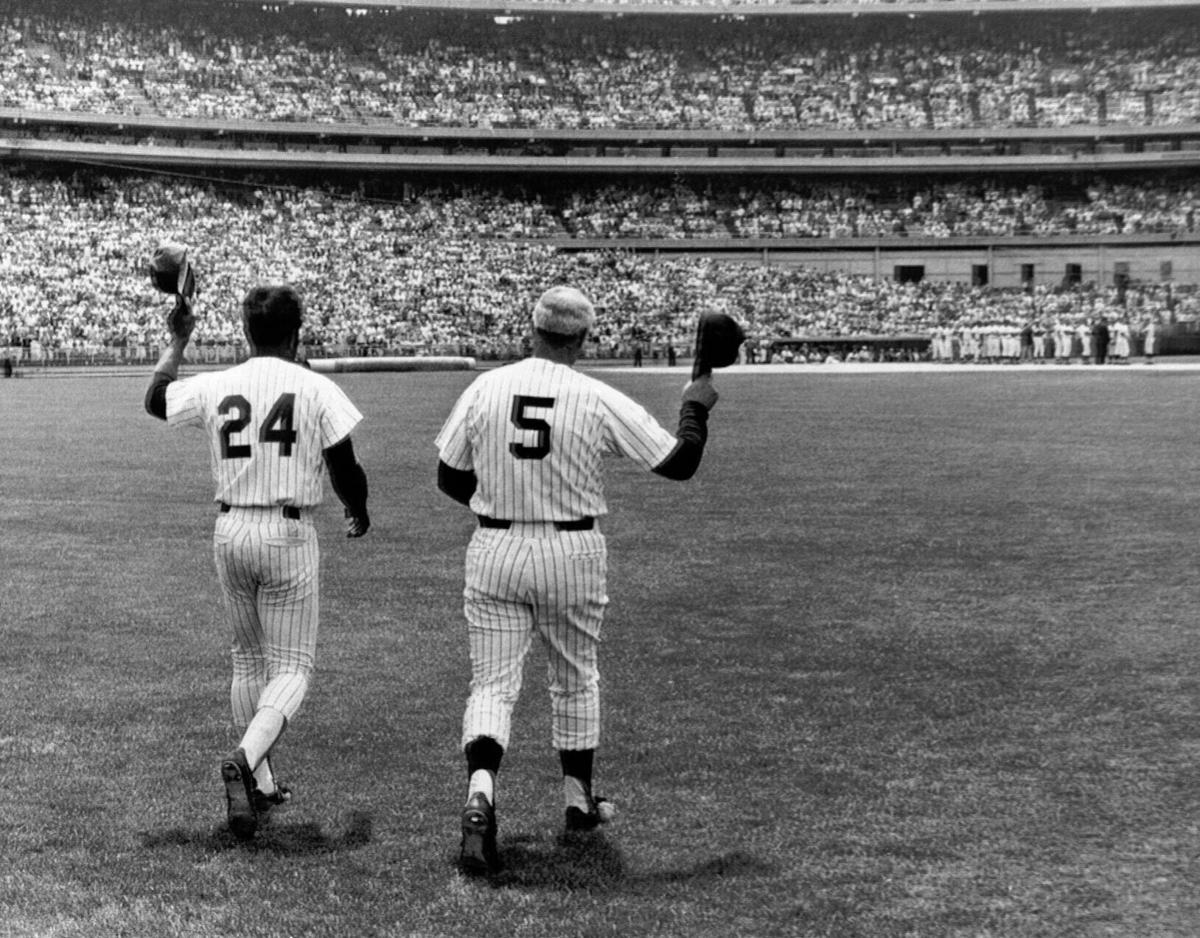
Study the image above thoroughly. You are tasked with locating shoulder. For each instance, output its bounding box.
[170,366,221,396]
[268,359,350,397]
[454,364,509,400]
[580,371,623,400]
[580,372,649,416]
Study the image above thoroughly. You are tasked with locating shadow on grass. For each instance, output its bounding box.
[475,830,772,893]
[140,809,373,855]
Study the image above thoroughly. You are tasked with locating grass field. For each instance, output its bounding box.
[4,365,1200,937]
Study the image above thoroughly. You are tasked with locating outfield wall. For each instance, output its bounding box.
[211,0,1200,14]
[309,356,475,373]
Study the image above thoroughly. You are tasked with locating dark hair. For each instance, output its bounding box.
[242,284,303,348]
[534,327,587,350]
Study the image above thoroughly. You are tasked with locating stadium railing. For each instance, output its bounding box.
[4,109,1200,169]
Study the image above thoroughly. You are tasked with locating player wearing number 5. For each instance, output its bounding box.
[436,285,720,876]
[145,281,370,840]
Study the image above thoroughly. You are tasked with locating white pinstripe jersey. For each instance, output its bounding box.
[436,357,678,520]
[166,356,362,507]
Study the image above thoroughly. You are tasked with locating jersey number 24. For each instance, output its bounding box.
[218,393,297,459]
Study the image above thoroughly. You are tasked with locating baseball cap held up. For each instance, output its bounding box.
[532,286,595,335]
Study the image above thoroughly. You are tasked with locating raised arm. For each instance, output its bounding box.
[653,375,718,481]
[144,296,196,420]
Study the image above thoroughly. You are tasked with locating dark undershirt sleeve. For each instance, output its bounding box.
[325,437,369,518]
[144,371,172,420]
[438,459,478,507]
[653,401,710,481]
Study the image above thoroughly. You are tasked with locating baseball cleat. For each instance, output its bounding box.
[252,783,292,815]
[221,748,259,840]
[459,792,500,876]
[564,796,615,832]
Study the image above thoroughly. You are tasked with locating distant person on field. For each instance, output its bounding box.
[1144,315,1159,364]
[1092,317,1110,365]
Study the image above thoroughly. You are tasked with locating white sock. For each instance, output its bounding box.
[239,707,286,774]
[563,775,590,812]
[253,758,276,795]
[468,769,494,804]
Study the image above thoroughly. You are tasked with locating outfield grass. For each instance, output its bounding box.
[3,366,1200,937]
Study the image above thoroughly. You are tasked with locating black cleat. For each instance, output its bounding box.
[459,792,500,876]
[565,796,614,833]
[252,783,292,815]
[221,748,259,840]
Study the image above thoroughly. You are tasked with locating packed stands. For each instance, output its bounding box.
[555,178,1200,238]
[2,1,1200,365]
[2,168,1195,359]
[2,1,1199,131]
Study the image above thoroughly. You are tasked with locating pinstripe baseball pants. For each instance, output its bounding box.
[213,507,319,728]
[461,524,609,752]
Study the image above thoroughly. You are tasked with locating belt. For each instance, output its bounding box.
[220,502,302,521]
[477,515,594,532]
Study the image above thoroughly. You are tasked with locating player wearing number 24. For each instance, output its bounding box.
[435,285,719,876]
[145,282,370,840]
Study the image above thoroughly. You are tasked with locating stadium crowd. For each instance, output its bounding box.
[563,178,1200,238]
[2,169,1195,361]
[2,2,1199,130]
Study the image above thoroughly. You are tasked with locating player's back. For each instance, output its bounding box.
[466,357,605,520]
[168,356,359,507]
[458,357,674,521]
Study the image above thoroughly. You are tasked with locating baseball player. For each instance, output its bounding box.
[145,283,370,840]
[435,285,719,876]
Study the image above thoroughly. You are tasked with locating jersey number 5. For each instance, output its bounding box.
[218,393,297,459]
[509,395,555,460]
